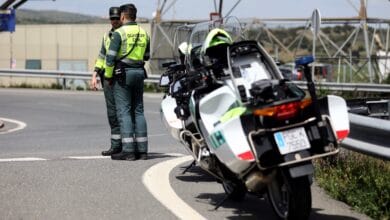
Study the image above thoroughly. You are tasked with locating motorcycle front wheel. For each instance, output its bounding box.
[267,170,312,220]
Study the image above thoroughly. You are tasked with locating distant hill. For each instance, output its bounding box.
[15,9,149,24]
[16,9,108,24]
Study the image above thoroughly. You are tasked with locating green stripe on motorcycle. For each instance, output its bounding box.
[220,107,246,123]
[210,131,226,149]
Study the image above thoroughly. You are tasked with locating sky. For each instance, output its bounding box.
[15,0,390,20]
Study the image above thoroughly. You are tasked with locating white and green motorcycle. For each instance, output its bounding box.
[159,18,350,220]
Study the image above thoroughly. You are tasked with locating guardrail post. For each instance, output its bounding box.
[62,77,66,90]
[388,100,390,120]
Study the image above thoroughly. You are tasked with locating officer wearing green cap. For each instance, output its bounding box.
[91,6,122,156]
[105,3,150,161]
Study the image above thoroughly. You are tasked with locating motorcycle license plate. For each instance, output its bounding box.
[273,127,310,155]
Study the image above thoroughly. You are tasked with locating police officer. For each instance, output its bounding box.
[91,7,122,156]
[104,4,150,161]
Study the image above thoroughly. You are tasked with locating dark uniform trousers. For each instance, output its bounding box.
[103,79,121,149]
[114,68,148,153]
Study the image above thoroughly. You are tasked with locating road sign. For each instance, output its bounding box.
[0,9,15,32]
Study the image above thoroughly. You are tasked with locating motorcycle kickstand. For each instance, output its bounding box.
[182,160,196,174]
[213,194,231,210]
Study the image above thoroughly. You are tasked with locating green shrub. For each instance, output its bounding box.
[315,151,390,220]
[4,82,64,90]
[385,75,390,84]
[50,83,63,90]
[144,82,163,93]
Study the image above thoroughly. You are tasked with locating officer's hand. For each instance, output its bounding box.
[91,72,99,91]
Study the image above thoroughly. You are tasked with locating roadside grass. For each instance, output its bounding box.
[314,150,390,220]
[2,82,63,90]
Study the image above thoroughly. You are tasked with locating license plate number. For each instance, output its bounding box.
[273,127,311,155]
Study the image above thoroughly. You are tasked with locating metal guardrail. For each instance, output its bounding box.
[342,113,390,160]
[0,69,160,84]
[0,69,389,159]
[1,68,390,92]
[0,69,91,80]
[293,81,390,93]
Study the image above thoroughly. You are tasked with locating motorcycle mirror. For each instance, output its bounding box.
[310,9,321,79]
[311,9,321,39]
[159,75,170,87]
[171,80,182,95]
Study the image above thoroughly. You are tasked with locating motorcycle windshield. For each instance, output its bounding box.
[187,16,243,69]
[189,17,242,47]
[172,25,193,62]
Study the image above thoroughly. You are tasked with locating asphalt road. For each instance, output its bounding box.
[0,88,370,220]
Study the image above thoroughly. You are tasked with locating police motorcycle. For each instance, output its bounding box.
[159,17,350,219]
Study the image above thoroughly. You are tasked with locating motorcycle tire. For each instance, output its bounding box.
[267,171,311,220]
[222,181,247,201]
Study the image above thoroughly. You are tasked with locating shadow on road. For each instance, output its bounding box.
[196,192,276,219]
[145,152,177,160]
[195,192,361,220]
[310,209,361,220]
[175,165,361,220]
[176,165,217,183]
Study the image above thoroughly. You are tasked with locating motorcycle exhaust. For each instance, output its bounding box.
[244,170,276,192]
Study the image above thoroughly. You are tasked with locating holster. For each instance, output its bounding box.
[97,69,105,87]
[114,61,126,86]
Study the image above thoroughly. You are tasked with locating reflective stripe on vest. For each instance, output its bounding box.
[120,58,143,66]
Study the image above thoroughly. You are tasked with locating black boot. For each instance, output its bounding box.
[101,148,121,156]
[111,152,136,161]
[137,153,148,160]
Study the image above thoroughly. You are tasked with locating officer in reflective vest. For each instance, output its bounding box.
[91,7,122,156]
[105,4,150,161]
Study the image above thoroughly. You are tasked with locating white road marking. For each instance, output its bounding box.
[0,117,27,134]
[0,157,47,162]
[0,153,184,162]
[143,155,207,220]
[65,156,108,160]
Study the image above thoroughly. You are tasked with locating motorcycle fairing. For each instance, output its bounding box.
[198,85,238,132]
[197,84,255,174]
[161,95,183,141]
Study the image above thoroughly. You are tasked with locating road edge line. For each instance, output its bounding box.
[142,155,207,220]
[0,117,27,134]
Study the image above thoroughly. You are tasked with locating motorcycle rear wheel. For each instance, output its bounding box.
[267,171,311,220]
